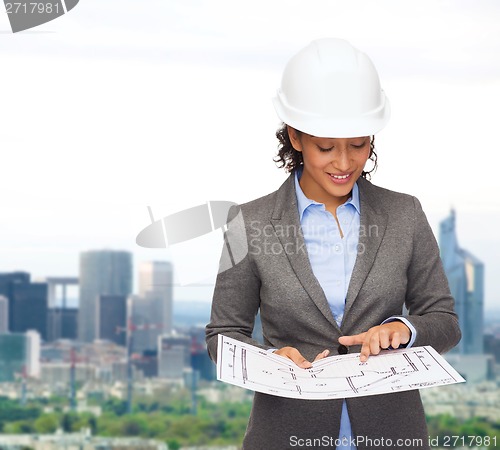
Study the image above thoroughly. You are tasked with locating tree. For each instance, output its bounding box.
[34,414,59,434]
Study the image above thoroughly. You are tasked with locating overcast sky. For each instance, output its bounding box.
[0,0,499,309]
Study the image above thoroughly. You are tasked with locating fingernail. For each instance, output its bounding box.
[323,350,330,357]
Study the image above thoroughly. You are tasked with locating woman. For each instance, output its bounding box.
[206,38,460,450]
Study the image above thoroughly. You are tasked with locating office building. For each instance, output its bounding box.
[0,333,25,382]
[79,250,132,343]
[158,334,190,379]
[0,330,40,382]
[132,353,158,378]
[11,282,48,339]
[41,362,96,385]
[139,261,173,335]
[191,349,216,381]
[97,294,127,346]
[0,295,8,333]
[44,277,79,308]
[0,272,48,340]
[130,294,158,352]
[0,273,30,333]
[129,262,173,352]
[47,307,78,341]
[44,277,79,342]
[11,282,48,340]
[188,326,216,381]
[0,272,30,300]
[26,330,41,377]
[439,209,484,354]
[130,292,167,352]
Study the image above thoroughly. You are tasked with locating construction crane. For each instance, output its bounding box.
[64,346,89,412]
[116,319,163,414]
[69,348,77,411]
[20,365,27,406]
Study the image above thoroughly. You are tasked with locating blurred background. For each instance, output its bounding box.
[0,1,499,449]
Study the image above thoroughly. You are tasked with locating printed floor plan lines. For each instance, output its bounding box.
[217,335,465,400]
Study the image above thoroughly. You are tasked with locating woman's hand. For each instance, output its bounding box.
[273,347,330,369]
[338,322,411,362]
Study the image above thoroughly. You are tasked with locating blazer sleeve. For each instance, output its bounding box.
[205,205,267,362]
[404,196,461,353]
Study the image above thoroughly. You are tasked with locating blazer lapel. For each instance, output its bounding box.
[270,173,340,330]
[342,177,388,322]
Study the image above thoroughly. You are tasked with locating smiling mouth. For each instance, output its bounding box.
[327,172,351,180]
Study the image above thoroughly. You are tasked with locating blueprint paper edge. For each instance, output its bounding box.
[216,334,466,400]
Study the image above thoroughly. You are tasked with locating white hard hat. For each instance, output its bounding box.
[273,38,390,138]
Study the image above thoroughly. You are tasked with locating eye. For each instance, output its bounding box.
[318,145,334,152]
[351,140,368,149]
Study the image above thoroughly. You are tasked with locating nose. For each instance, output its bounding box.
[332,147,350,172]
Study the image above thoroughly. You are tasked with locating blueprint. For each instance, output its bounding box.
[217,335,465,400]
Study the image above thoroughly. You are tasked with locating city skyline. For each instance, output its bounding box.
[0,207,498,313]
[0,1,499,310]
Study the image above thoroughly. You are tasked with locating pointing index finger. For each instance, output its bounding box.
[338,333,365,346]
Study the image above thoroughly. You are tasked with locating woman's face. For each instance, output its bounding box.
[288,126,371,211]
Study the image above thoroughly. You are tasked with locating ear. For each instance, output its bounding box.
[287,125,303,152]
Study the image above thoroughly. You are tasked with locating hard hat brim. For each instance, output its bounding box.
[272,92,391,138]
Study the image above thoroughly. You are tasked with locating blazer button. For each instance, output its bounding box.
[337,344,349,355]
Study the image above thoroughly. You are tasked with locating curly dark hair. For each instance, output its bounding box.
[273,124,378,180]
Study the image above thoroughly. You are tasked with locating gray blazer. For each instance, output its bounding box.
[206,173,461,450]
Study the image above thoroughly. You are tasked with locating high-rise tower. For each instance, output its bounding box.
[131,261,173,352]
[97,294,127,346]
[0,272,48,340]
[78,250,133,343]
[138,261,173,330]
[0,295,8,333]
[439,210,484,354]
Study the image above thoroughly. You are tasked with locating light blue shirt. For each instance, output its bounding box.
[294,167,416,450]
[295,169,360,326]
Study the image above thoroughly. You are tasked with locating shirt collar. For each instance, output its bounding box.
[294,166,361,221]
